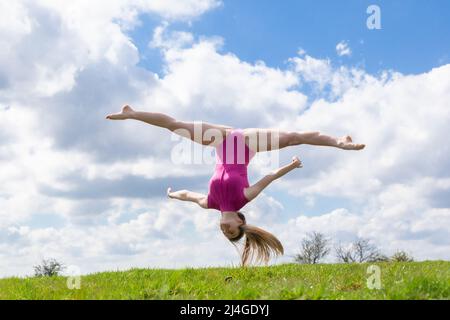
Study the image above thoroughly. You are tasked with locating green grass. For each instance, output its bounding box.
[0,261,448,300]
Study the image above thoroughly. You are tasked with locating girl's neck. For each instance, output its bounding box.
[221,211,237,218]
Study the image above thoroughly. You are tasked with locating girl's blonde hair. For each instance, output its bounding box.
[229,212,284,266]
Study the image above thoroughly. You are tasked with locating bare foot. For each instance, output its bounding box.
[105,105,135,120]
[337,135,365,150]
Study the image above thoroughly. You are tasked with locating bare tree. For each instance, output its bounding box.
[336,239,388,263]
[34,259,65,277]
[335,243,354,263]
[353,239,384,262]
[294,232,330,264]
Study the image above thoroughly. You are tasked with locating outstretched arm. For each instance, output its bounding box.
[167,187,208,209]
[244,156,303,202]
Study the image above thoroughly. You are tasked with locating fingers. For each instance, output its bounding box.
[105,113,123,120]
[167,187,172,198]
[105,106,131,120]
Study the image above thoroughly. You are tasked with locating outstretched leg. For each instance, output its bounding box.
[106,105,232,147]
[242,128,365,152]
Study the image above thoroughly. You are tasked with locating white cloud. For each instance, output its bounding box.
[279,64,450,199]
[336,40,352,57]
[36,0,221,24]
[0,198,236,277]
[275,182,450,263]
[151,22,195,50]
[289,54,333,89]
[0,1,33,46]
[145,26,307,127]
[0,0,220,100]
[288,52,388,98]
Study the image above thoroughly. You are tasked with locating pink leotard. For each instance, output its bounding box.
[207,129,256,212]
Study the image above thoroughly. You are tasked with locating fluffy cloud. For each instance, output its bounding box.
[0,0,220,100]
[274,180,450,263]
[0,1,449,277]
[0,199,235,276]
[146,26,307,127]
[0,0,225,276]
[287,49,386,99]
[279,63,450,199]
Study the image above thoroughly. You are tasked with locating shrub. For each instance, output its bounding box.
[391,250,414,262]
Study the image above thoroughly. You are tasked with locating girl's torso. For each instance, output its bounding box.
[207,129,255,212]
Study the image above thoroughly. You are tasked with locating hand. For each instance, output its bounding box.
[291,156,303,168]
[167,187,173,198]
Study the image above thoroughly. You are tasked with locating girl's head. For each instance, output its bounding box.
[220,211,284,266]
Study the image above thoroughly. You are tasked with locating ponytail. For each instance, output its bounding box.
[229,212,284,266]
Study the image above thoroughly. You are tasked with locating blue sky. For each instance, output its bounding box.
[1,0,449,277]
[132,0,450,76]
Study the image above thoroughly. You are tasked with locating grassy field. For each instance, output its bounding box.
[0,261,448,300]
